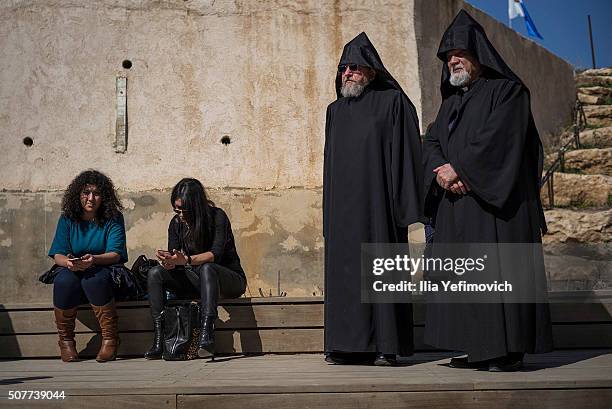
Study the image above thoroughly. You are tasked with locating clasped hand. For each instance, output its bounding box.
[156,249,187,270]
[434,163,471,195]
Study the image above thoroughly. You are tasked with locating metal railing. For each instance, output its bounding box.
[540,98,587,208]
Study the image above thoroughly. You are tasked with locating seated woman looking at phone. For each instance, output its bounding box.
[48,170,128,363]
[145,178,247,360]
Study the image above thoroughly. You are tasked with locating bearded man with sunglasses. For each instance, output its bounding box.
[323,33,424,366]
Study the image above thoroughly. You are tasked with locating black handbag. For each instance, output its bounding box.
[130,254,159,294]
[162,302,201,361]
[39,264,61,284]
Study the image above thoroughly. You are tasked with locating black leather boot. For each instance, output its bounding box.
[144,314,164,360]
[198,315,215,359]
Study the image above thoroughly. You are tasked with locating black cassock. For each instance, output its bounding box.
[323,33,423,356]
[423,10,553,362]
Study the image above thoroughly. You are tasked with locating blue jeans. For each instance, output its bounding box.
[53,266,115,309]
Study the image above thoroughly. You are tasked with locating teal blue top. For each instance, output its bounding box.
[48,214,128,263]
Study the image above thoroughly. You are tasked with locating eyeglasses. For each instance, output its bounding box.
[80,190,101,198]
[173,207,190,215]
[338,64,360,73]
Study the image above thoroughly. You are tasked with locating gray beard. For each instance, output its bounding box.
[341,78,371,98]
[449,70,471,87]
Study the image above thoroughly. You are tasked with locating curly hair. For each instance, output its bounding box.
[61,170,123,225]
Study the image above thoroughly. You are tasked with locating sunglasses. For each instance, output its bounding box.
[173,207,190,215]
[338,64,361,73]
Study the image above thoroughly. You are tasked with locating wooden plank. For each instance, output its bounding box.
[0,304,324,334]
[0,394,175,409]
[4,300,611,336]
[550,301,612,323]
[0,329,325,358]
[4,323,609,359]
[4,290,612,311]
[0,297,325,311]
[178,389,612,409]
[553,324,612,348]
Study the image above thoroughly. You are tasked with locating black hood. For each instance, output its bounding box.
[335,32,406,99]
[437,10,523,98]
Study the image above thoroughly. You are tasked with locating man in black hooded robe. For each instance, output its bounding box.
[423,10,553,371]
[323,32,424,365]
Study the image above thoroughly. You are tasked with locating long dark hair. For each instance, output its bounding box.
[61,169,123,225]
[170,178,215,251]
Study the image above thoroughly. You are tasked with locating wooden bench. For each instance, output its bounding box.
[1,291,611,358]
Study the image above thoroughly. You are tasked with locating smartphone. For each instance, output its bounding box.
[67,256,82,262]
[157,249,174,257]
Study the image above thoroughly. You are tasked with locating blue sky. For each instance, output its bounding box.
[465,0,612,69]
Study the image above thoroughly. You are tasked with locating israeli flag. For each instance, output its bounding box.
[508,0,544,40]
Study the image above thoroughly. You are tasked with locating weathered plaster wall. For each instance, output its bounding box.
[0,0,424,303]
[0,188,424,303]
[414,0,575,148]
[0,0,419,191]
[0,188,325,303]
[1,0,576,303]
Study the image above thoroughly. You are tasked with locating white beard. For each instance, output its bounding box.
[449,69,471,87]
[341,77,372,98]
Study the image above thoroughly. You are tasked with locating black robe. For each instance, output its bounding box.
[423,10,553,362]
[323,33,424,355]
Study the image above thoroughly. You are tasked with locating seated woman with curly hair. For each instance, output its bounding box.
[48,170,128,363]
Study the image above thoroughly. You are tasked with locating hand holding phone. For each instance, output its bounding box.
[157,249,174,258]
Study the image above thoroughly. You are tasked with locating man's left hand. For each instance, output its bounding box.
[434,163,459,190]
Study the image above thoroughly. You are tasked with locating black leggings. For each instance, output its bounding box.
[147,263,246,319]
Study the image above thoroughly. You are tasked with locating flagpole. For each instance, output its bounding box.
[587,15,596,69]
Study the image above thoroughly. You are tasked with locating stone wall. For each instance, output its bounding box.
[0,0,576,303]
[0,188,326,303]
[0,0,421,303]
[0,0,420,191]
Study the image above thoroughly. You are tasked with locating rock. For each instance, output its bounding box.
[578,92,605,105]
[578,86,612,97]
[543,208,611,243]
[564,148,612,175]
[584,105,612,127]
[581,68,612,77]
[575,75,612,88]
[543,242,612,291]
[544,251,611,291]
[560,126,612,148]
[580,126,612,148]
[540,172,612,207]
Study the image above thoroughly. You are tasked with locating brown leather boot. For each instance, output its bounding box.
[91,301,120,362]
[54,307,79,362]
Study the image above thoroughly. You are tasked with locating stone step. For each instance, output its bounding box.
[580,67,612,77]
[584,105,612,127]
[579,126,612,148]
[578,92,608,105]
[579,86,612,97]
[560,126,612,149]
[541,172,612,208]
[576,74,612,88]
[544,242,611,291]
[564,147,612,175]
[543,208,611,243]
